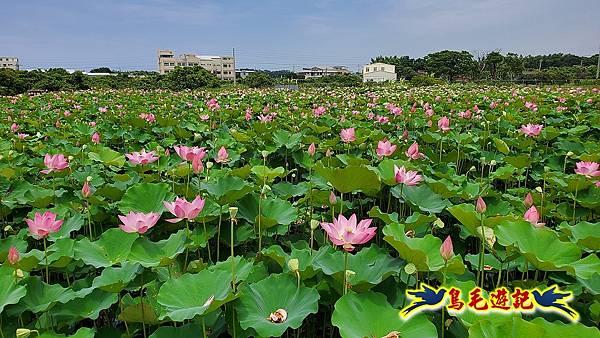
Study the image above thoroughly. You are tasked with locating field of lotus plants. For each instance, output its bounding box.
[0,84,599,338]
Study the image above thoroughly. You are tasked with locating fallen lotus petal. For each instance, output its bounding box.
[268,308,288,323]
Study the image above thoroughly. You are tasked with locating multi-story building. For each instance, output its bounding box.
[362,62,397,82]
[0,57,19,70]
[157,49,235,80]
[297,66,350,79]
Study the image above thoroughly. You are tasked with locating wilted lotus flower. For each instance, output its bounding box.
[438,116,451,132]
[215,146,229,164]
[268,309,288,323]
[8,246,20,265]
[376,139,396,159]
[574,161,600,178]
[524,206,545,228]
[118,211,160,234]
[340,128,356,143]
[40,154,69,174]
[440,236,454,261]
[163,196,205,223]
[91,132,101,144]
[320,214,376,252]
[394,165,422,186]
[126,149,159,165]
[405,142,424,160]
[26,211,64,238]
[519,124,543,137]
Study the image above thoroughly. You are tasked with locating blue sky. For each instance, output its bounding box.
[1,0,599,71]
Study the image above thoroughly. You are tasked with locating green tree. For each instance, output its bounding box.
[485,51,504,79]
[424,50,477,81]
[498,53,524,81]
[164,66,221,90]
[243,71,275,88]
[89,67,113,73]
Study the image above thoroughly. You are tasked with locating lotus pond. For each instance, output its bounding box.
[0,85,599,337]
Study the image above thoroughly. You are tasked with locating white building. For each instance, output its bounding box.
[157,49,235,80]
[0,57,19,70]
[362,62,397,82]
[297,66,350,79]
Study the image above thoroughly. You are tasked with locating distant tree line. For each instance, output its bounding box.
[1,51,598,95]
[371,51,599,83]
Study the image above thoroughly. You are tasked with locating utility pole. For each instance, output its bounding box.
[233,47,236,84]
[596,44,599,79]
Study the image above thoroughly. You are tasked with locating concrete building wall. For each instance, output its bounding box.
[297,66,350,79]
[157,49,235,80]
[362,63,397,82]
[0,57,19,70]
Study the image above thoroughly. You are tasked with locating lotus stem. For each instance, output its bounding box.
[258,194,263,253]
[439,138,443,162]
[217,206,223,261]
[441,261,447,338]
[186,162,191,196]
[572,184,579,223]
[496,262,503,288]
[230,217,236,291]
[477,216,485,288]
[343,250,349,295]
[43,237,49,284]
[203,218,211,262]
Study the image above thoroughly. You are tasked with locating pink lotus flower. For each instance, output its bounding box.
[340,128,356,143]
[26,211,64,238]
[163,196,206,223]
[17,133,28,139]
[440,236,454,261]
[8,246,20,265]
[476,196,486,213]
[118,211,160,234]
[82,180,92,198]
[91,132,101,144]
[574,161,600,177]
[98,107,108,113]
[524,101,538,111]
[376,139,396,158]
[394,165,422,186]
[126,149,159,166]
[405,142,424,160]
[595,181,600,188]
[524,193,534,207]
[174,146,206,162]
[11,123,19,132]
[524,206,545,228]
[258,114,273,123]
[308,143,316,156]
[41,154,69,174]
[206,98,220,110]
[320,214,376,252]
[438,116,450,132]
[245,110,252,121]
[313,106,326,117]
[215,146,229,164]
[520,124,543,137]
[139,113,156,123]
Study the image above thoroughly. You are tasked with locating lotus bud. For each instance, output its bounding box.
[440,236,454,261]
[229,207,238,219]
[287,258,299,272]
[524,193,534,207]
[206,161,213,169]
[307,143,316,156]
[310,220,320,230]
[329,191,337,204]
[82,180,92,198]
[535,186,543,193]
[476,197,487,214]
[8,246,19,265]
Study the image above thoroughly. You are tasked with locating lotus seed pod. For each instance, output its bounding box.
[16,329,34,338]
[206,161,213,169]
[287,258,299,272]
[68,155,74,161]
[535,186,543,193]
[490,160,496,166]
[310,220,320,230]
[229,207,238,219]
[566,151,574,157]
[86,176,93,182]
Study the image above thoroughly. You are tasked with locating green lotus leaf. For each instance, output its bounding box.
[315,164,381,196]
[251,165,286,182]
[47,212,84,242]
[493,138,510,154]
[37,327,95,338]
[88,146,126,167]
[235,273,319,337]
[46,237,75,268]
[238,194,298,229]
[8,276,76,315]
[273,130,302,149]
[495,220,582,271]
[313,245,402,292]
[75,228,139,268]
[0,274,27,313]
[272,181,309,198]
[383,222,465,273]
[207,255,254,283]
[128,229,187,267]
[118,182,174,214]
[2,181,54,208]
[200,175,254,205]
[148,323,206,338]
[157,269,235,321]
[392,184,452,214]
[118,301,160,325]
[561,221,600,251]
[332,291,437,338]
[38,289,118,325]
[469,316,600,338]
[261,244,330,279]
[91,262,141,292]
